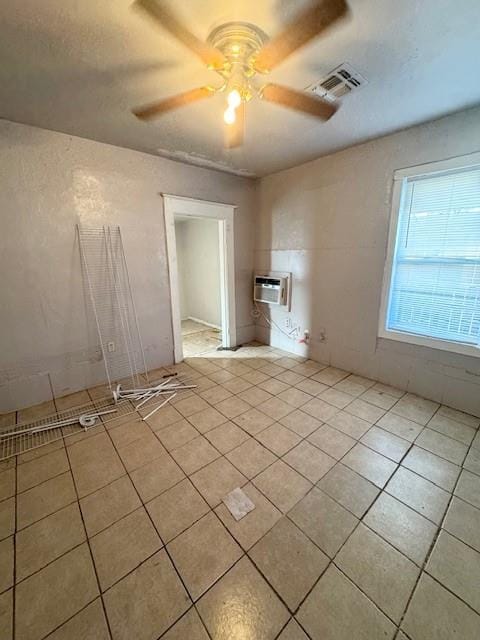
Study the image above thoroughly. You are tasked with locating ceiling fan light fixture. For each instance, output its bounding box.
[223,107,236,125]
[132,1,349,146]
[227,89,242,109]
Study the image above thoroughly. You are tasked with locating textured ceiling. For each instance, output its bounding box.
[1,0,479,177]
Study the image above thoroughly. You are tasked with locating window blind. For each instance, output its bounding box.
[386,164,480,346]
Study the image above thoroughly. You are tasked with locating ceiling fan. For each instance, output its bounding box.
[131,0,349,148]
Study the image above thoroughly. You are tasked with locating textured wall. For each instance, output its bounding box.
[175,218,221,327]
[0,120,256,410]
[256,105,480,416]
[2,106,480,416]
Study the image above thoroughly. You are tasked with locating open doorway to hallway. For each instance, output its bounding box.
[163,195,237,363]
[181,318,221,356]
[175,216,222,356]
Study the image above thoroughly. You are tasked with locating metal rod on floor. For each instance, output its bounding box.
[135,386,166,410]
[142,393,177,421]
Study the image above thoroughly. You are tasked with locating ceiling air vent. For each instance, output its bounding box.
[308,63,367,102]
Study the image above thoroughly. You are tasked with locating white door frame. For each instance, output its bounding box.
[163,194,237,363]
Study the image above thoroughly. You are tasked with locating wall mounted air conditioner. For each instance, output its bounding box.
[254,274,288,306]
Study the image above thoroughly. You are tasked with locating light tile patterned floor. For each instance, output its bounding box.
[1,342,480,639]
[181,319,222,357]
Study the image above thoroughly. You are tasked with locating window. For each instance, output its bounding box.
[380,154,480,356]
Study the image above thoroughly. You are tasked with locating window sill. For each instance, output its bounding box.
[378,328,480,358]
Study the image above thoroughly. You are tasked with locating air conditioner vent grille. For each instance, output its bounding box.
[253,274,288,306]
[309,62,367,101]
[322,75,342,91]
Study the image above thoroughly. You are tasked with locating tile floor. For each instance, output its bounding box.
[1,342,480,639]
[181,319,221,357]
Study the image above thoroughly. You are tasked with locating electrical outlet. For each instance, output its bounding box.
[285,318,292,329]
[318,328,327,343]
[107,341,116,353]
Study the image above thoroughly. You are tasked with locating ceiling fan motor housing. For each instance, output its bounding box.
[207,22,269,74]
[207,22,270,100]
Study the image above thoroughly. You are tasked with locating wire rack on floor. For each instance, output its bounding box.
[0,397,133,460]
[0,373,195,460]
[2,396,151,460]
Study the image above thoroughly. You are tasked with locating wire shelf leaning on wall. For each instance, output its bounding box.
[77,225,149,390]
[0,225,149,459]
[0,225,197,460]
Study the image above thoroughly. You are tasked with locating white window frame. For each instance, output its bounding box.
[378,151,480,358]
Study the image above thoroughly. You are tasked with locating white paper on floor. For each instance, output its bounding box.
[223,487,255,521]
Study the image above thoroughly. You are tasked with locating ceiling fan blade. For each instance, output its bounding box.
[133,86,215,120]
[261,83,338,120]
[133,0,226,70]
[225,102,245,149]
[254,0,349,73]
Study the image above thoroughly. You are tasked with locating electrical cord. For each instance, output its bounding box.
[251,302,298,341]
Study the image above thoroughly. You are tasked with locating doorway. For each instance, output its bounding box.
[163,195,237,362]
[175,216,222,356]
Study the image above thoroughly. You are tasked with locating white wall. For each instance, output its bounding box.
[175,218,221,327]
[0,119,256,411]
[256,105,480,416]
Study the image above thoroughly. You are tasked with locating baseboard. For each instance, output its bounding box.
[187,316,221,330]
[255,324,309,357]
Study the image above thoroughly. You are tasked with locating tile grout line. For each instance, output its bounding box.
[96,383,318,636]
[394,428,480,633]
[100,407,217,640]
[203,398,407,632]
[235,389,398,518]
[62,433,115,640]
[40,599,104,640]
[24,400,470,636]
[0,358,440,470]
[427,498,480,556]
[280,420,433,634]
[272,619,304,640]
[165,381,435,584]
[281,453,415,635]
[15,456,71,496]
[174,384,479,633]
[9,410,469,556]
[12,441,100,639]
[5,353,480,638]
[14,538,88,589]
[143,383,271,638]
